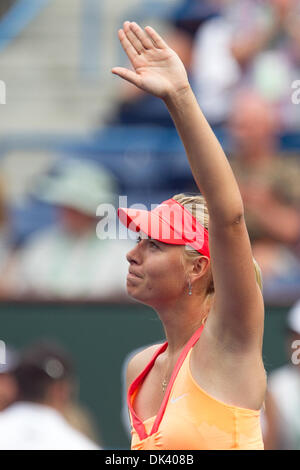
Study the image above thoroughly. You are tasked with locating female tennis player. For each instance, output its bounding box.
[112,21,266,450]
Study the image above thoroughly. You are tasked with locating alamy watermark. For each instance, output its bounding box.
[0,80,6,104]
[291,80,300,104]
[0,340,5,365]
[96,196,207,251]
[291,340,300,365]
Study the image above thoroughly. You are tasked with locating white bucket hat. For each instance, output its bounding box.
[34,159,118,216]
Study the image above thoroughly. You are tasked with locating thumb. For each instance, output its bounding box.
[111,67,142,88]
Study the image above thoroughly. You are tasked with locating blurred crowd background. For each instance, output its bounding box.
[0,0,299,449]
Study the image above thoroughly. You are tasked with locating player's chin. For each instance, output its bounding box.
[126,280,151,304]
[126,278,140,294]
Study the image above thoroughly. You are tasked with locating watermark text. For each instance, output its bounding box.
[0,80,6,104]
[291,80,300,104]
[96,196,207,252]
[291,339,300,365]
[0,340,6,364]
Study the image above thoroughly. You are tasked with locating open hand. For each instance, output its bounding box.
[112,22,190,100]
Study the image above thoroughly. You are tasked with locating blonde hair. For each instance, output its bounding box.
[172,193,263,294]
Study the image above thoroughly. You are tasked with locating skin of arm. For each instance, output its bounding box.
[112,22,264,348]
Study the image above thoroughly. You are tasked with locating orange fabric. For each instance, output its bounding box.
[129,347,264,450]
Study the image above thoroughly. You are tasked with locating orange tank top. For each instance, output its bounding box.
[128,326,264,450]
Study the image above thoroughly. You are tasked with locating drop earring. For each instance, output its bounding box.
[188,280,192,296]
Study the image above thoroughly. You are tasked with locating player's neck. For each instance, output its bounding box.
[155,294,211,355]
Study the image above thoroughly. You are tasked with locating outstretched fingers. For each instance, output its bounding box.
[123,21,145,55]
[118,22,168,62]
[144,26,168,49]
[129,22,154,50]
[117,28,138,63]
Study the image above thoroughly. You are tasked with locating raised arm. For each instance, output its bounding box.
[112,22,264,347]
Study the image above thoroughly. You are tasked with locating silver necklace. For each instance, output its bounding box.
[162,378,168,394]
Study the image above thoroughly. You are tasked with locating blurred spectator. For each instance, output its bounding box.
[107,0,219,127]
[0,341,101,450]
[263,299,300,449]
[2,158,133,300]
[0,346,19,411]
[192,0,300,129]
[63,401,102,446]
[227,90,300,298]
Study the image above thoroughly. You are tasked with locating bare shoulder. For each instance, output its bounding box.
[126,343,163,391]
[192,315,267,410]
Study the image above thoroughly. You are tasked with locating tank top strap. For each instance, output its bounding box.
[128,341,168,441]
[128,325,204,441]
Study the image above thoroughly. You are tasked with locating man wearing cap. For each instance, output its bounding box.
[0,341,101,450]
[4,159,134,300]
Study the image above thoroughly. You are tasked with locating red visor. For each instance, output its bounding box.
[117,198,210,258]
